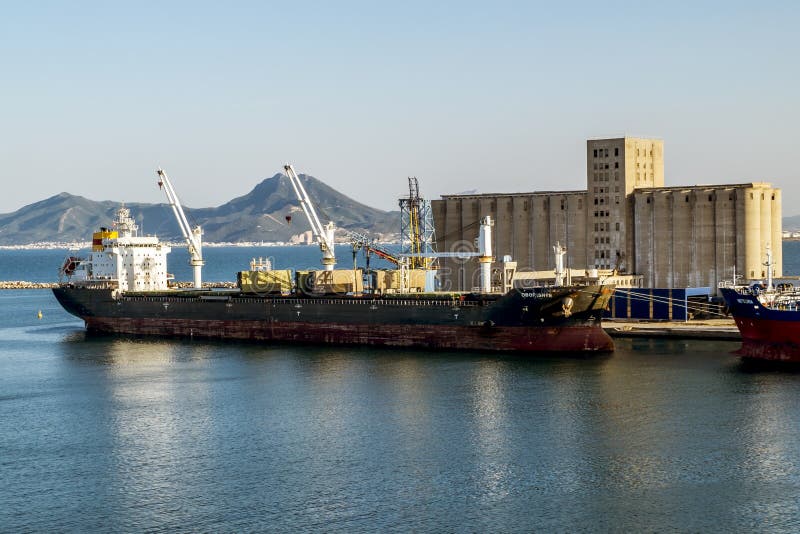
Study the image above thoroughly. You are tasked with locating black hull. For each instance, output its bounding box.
[53,286,615,353]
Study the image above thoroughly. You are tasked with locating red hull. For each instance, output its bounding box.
[734,317,800,344]
[84,317,615,353]
[734,318,800,362]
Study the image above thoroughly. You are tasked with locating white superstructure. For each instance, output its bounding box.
[68,206,172,291]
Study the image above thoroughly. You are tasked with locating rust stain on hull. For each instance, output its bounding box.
[84,317,614,353]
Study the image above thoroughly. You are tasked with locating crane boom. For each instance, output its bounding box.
[284,164,336,270]
[345,229,400,266]
[156,168,204,288]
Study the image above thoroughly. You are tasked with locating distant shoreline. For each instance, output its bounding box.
[0,242,294,250]
[0,282,59,289]
[0,281,238,289]
[0,240,399,250]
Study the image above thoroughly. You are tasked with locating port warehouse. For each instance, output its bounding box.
[607,288,713,321]
[431,137,782,319]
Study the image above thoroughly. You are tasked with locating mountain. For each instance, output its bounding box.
[784,215,800,231]
[0,173,400,245]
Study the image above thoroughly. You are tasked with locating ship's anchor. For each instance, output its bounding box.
[562,297,574,318]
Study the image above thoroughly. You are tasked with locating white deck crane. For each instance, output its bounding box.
[156,168,204,289]
[284,164,336,271]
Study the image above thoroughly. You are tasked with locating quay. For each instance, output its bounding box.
[604,318,740,340]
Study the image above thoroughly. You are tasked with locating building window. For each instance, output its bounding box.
[614,162,619,169]
[614,148,619,156]
[593,149,598,157]
[604,149,609,157]
[615,222,620,231]
[686,196,689,202]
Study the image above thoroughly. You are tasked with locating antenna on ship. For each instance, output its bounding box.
[764,244,774,292]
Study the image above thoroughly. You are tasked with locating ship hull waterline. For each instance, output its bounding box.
[81,317,612,353]
[53,286,615,354]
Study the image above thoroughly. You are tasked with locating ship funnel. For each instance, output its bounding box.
[553,242,567,287]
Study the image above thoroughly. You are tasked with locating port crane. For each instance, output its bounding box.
[283,164,337,271]
[345,229,401,268]
[399,176,436,269]
[156,168,204,289]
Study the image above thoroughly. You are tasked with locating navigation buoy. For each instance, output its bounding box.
[37,310,42,319]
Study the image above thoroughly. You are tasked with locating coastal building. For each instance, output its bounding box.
[431,137,782,291]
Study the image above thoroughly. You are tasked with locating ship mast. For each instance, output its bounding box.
[284,164,336,271]
[764,244,774,292]
[156,168,204,289]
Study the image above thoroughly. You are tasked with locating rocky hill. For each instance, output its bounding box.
[0,173,400,245]
[784,215,800,232]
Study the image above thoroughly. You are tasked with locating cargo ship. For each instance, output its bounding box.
[54,167,615,353]
[720,285,800,362]
[52,204,615,353]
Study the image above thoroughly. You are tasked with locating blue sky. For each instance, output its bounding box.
[2,1,798,214]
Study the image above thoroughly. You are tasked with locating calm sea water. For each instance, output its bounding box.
[2,244,800,531]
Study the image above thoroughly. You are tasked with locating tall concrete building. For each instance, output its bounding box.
[586,137,663,271]
[431,137,781,291]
